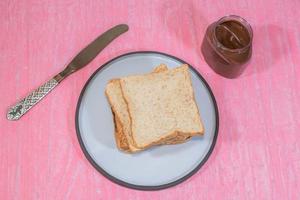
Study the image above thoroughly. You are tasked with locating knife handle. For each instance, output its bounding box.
[7,78,59,120]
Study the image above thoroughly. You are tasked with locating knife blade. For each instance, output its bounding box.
[7,24,129,120]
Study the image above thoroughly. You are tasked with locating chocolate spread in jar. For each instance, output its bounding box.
[201,15,253,78]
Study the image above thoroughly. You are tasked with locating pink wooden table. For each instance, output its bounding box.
[1,0,300,199]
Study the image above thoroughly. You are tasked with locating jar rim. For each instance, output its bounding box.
[212,15,253,53]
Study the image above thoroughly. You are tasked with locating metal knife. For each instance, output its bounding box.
[7,24,129,120]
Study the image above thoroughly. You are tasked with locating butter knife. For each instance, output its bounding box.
[7,24,129,120]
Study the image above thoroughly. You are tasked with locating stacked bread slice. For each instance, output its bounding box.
[105,64,204,153]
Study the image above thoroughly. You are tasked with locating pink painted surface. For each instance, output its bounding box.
[0,0,300,199]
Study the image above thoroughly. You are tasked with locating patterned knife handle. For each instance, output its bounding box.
[7,78,59,120]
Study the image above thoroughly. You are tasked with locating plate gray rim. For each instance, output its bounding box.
[75,51,219,191]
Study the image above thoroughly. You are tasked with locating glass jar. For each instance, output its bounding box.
[201,15,253,78]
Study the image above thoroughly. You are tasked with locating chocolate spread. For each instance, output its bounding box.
[201,15,253,78]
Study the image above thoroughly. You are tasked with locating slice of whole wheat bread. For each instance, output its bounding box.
[111,108,130,151]
[120,64,204,149]
[105,64,168,152]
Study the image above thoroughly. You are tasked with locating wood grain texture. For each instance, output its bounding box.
[1,0,300,199]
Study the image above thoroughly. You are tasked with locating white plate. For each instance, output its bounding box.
[75,51,219,190]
